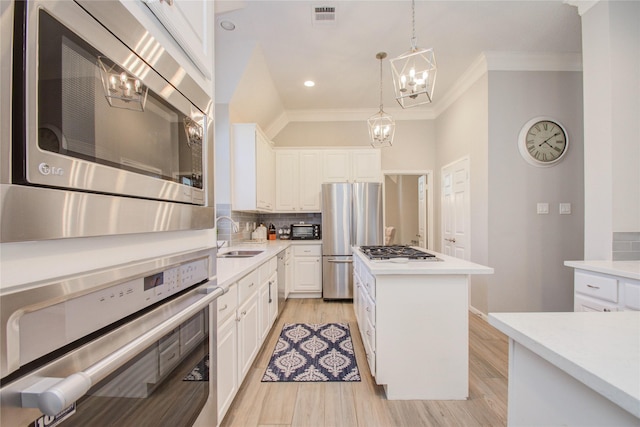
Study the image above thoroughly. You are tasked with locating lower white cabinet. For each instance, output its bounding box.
[237,291,260,381]
[258,258,278,342]
[291,244,322,295]
[573,268,640,312]
[217,253,282,423]
[216,313,238,421]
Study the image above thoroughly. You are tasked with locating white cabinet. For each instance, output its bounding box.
[258,258,278,341]
[323,149,381,183]
[216,312,238,420]
[142,0,213,80]
[217,255,281,422]
[291,244,322,295]
[353,255,376,376]
[232,124,275,212]
[573,269,640,312]
[237,291,259,381]
[275,150,322,212]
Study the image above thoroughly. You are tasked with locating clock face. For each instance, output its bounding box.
[519,118,569,166]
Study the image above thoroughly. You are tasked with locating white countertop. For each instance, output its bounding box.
[216,241,291,290]
[353,247,493,275]
[564,260,640,280]
[489,312,640,419]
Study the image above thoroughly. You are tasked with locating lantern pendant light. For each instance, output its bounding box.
[368,52,395,148]
[390,0,437,108]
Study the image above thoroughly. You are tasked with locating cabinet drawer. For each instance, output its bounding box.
[258,257,278,282]
[238,270,259,304]
[364,294,375,327]
[217,285,238,325]
[362,269,376,300]
[159,338,180,377]
[624,281,640,311]
[293,245,322,256]
[575,271,618,303]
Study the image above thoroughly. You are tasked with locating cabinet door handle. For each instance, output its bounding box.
[248,282,254,288]
[586,284,600,289]
[268,281,272,303]
[219,304,228,312]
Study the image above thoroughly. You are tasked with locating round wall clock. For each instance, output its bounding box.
[518,117,569,167]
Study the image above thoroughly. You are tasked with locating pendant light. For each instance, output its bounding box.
[368,52,395,148]
[390,0,437,108]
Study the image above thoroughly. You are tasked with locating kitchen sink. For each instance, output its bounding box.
[218,250,264,258]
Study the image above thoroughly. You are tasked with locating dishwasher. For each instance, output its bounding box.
[276,249,290,317]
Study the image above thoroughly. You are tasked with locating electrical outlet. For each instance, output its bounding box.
[537,203,549,214]
[559,203,572,215]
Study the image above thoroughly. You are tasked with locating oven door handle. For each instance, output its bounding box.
[21,282,223,417]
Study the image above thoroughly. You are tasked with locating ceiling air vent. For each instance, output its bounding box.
[312,5,337,26]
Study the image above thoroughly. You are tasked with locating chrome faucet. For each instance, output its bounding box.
[215,216,240,233]
[215,216,240,250]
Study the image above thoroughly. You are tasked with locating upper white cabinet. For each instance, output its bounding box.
[275,150,322,212]
[142,0,213,80]
[323,149,382,183]
[232,124,275,212]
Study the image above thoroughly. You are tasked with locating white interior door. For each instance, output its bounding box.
[418,175,427,248]
[441,158,470,259]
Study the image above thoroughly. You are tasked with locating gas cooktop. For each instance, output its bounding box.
[360,245,439,261]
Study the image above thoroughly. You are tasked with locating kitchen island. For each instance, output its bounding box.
[352,248,493,400]
[489,312,640,426]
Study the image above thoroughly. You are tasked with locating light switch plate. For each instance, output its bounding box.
[559,203,572,215]
[537,203,549,214]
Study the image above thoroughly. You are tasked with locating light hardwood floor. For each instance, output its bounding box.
[220,299,509,427]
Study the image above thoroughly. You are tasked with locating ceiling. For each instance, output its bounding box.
[214,1,582,123]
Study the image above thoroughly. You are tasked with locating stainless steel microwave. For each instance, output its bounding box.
[0,1,214,242]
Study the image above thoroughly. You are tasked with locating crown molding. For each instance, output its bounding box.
[484,51,583,72]
[433,53,489,118]
[564,0,599,16]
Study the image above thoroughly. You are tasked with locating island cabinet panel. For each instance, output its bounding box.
[375,274,469,400]
[352,251,485,400]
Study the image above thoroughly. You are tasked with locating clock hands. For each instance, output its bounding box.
[538,132,561,148]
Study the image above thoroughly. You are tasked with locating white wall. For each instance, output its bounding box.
[487,71,584,313]
[435,75,490,313]
[582,0,640,259]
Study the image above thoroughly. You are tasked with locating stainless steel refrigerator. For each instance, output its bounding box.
[321,182,383,299]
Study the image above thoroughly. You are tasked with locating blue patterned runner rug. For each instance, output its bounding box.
[262,323,361,382]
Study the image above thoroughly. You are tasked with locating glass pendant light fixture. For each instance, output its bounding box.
[390,0,437,108]
[368,52,395,148]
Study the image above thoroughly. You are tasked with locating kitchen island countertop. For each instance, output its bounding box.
[489,311,640,422]
[353,247,494,275]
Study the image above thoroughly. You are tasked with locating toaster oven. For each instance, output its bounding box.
[290,224,321,240]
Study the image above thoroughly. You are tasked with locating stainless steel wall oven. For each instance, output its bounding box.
[1,0,214,242]
[0,248,222,426]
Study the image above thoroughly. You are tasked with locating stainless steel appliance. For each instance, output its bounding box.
[321,182,383,299]
[0,248,222,426]
[276,250,288,317]
[360,245,442,261]
[1,0,214,242]
[290,223,321,240]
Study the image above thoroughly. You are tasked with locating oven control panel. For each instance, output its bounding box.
[19,258,209,367]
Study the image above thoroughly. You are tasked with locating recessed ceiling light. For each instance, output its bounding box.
[304,80,315,87]
[220,20,236,31]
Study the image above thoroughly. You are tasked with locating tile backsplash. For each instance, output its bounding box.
[216,204,321,246]
[612,232,640,261]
